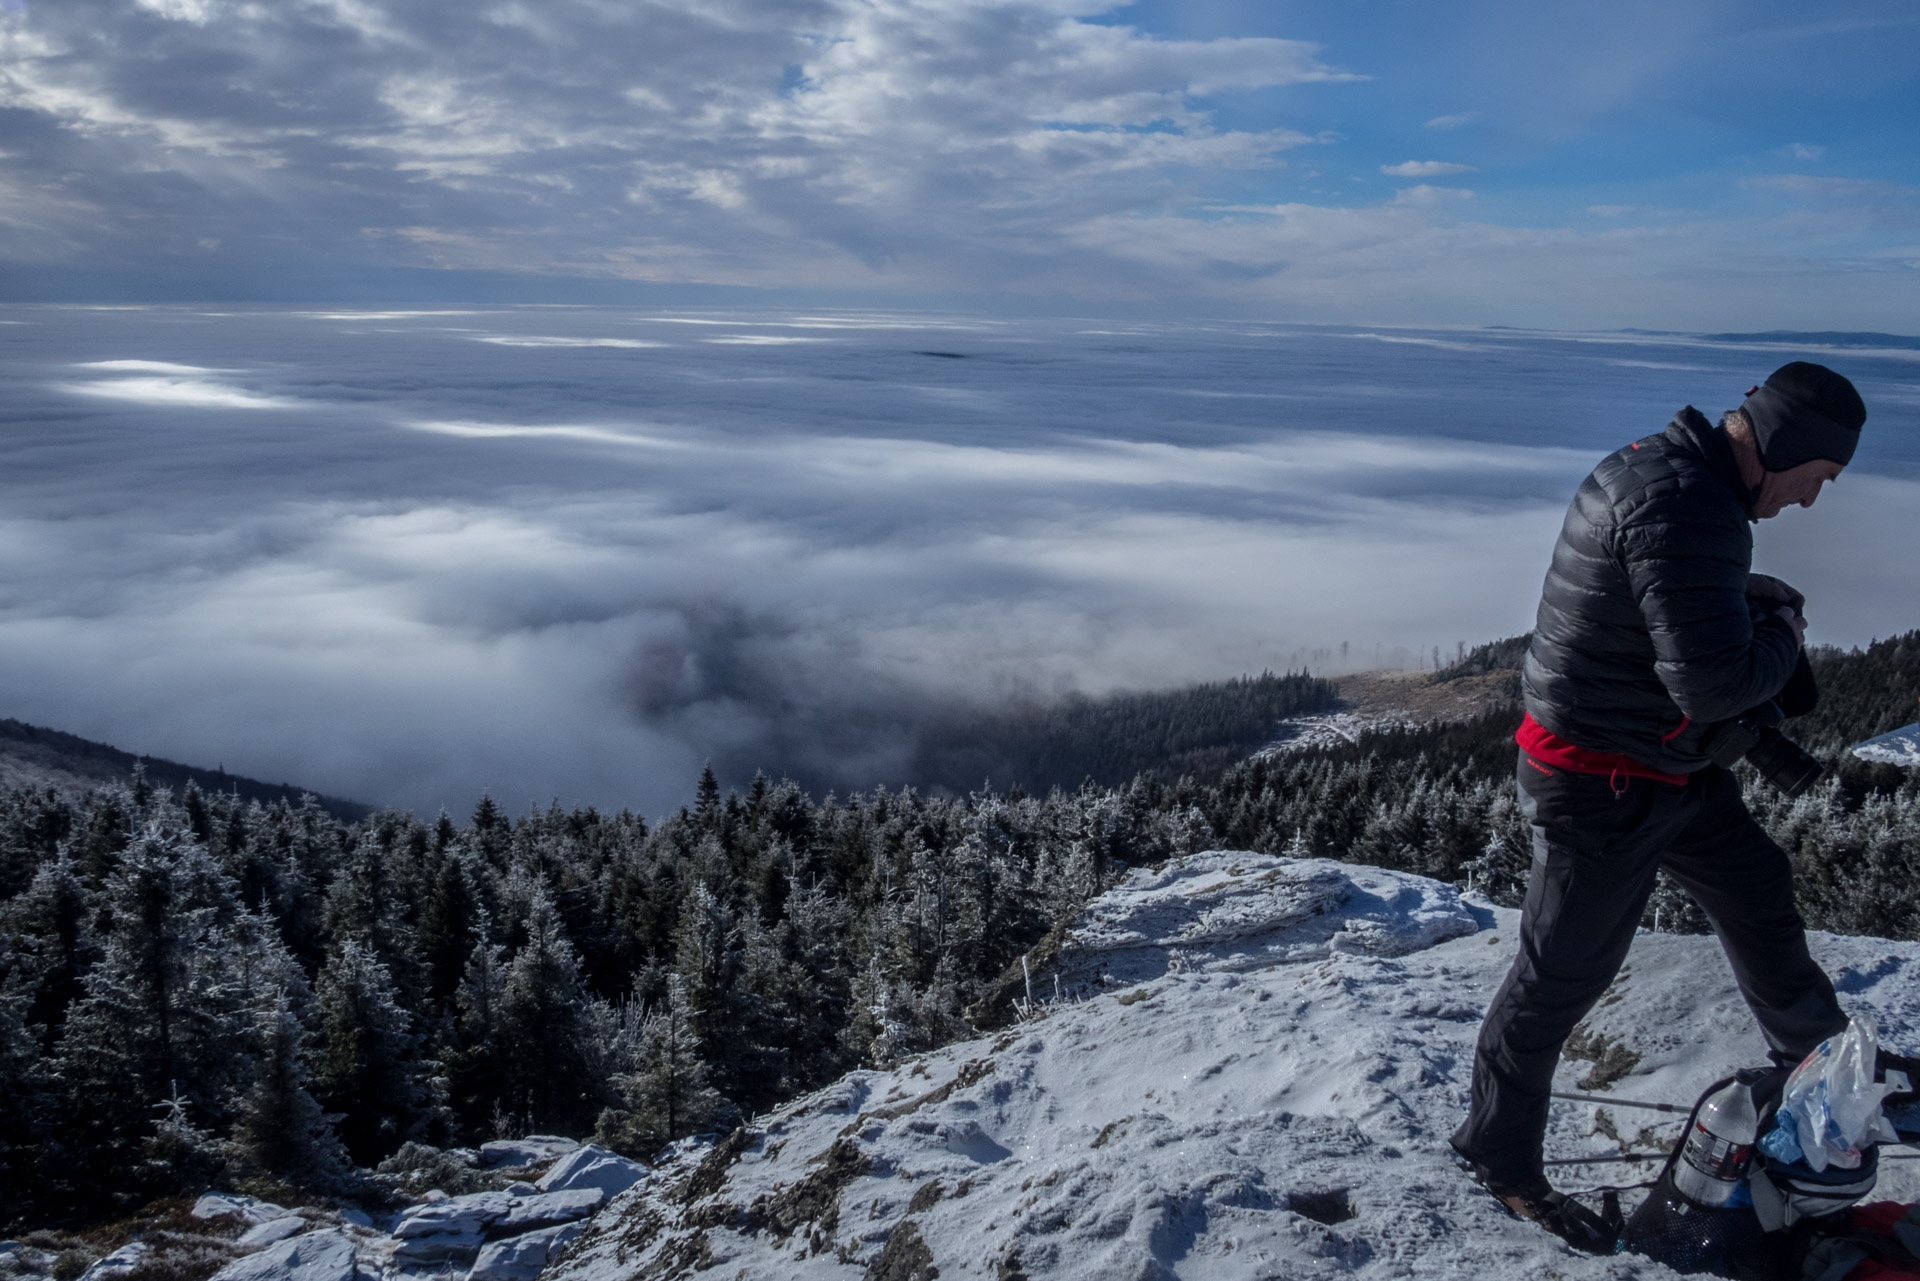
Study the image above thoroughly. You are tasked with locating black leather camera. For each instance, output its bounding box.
[1701,651,1824,797]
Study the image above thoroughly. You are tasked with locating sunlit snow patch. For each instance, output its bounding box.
[544,852,1920,1281]
[1853,722,1920,768]
[1055,852,1482,991]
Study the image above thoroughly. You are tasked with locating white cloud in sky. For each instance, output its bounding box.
[1785,142,1825,161]
[1380,160,1476,177]
[0,0,1911,325]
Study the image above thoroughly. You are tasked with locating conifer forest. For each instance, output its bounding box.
[3,639,1919,1229]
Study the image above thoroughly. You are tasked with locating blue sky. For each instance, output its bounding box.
[2,0,1916,325]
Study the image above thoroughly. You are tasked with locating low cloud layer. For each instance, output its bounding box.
[1,307,1916,813]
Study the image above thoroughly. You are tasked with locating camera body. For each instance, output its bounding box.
[1702,697,1825,797]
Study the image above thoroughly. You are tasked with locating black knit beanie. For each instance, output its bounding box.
[1738,361,1867,470]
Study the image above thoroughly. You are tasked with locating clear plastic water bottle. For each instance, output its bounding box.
[1672,1080,1759,1207]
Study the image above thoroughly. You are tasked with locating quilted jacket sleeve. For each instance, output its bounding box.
[1618,506,1798,724]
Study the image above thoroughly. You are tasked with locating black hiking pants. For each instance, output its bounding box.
[1451,752,1846,1186]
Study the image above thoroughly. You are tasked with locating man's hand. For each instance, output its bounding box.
[1747,572,1806,616]
[1774,604,1807,650]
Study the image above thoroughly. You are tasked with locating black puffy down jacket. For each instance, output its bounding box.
[1521,406,1801,775]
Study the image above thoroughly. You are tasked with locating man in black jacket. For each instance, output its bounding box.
[1450,362,1869,1249]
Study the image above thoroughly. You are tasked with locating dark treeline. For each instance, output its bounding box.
[0,762,1213,1227]
[913,670,1337,792]
[1,637,1916,1230]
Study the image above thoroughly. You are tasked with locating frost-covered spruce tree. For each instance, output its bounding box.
[415,841,483,1007]
[322,829,425,1004]
[775,868,852,1090]
[499,889,593,1134]
[143,1083,225,1194]
[225,905,345,1183]
[595,974,724,1159]
[245,797,334,968]
[672,882,741,1068]
[227,985,347,1186]
[52,824,249,1207]
[69,785,135,887]
[0,785,72,902]
[313,938,430,1164]
[1461,792,1532,906]
[0,934,47,1227]
[0,849,98,1053]
[441,917,510,1136]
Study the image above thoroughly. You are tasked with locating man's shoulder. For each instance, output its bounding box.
[1586,427,1736,525]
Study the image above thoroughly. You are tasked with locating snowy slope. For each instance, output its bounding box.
[544,851,1920,1281]
[1853,723,1920,768]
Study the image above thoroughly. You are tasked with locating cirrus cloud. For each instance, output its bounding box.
[1380,160,1476,177]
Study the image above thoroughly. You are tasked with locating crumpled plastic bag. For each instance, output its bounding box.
[1758,1014,1902,1172]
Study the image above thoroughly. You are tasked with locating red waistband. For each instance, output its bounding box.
[1515,712,1689,786]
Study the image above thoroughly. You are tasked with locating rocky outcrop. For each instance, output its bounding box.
[186,1140,643,1281]
[385,1183,616,1276]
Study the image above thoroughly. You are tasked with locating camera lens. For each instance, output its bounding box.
[1746,729,1825,798]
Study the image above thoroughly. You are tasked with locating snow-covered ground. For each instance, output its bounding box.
[545,851,1920,1281]
[1252,713,1419,759]
[1853,722,1920,768]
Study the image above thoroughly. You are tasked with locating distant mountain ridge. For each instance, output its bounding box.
[0,716,370,820]
[1610,327,1920,350]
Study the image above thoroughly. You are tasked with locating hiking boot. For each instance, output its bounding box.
[1459,1160,1618,1254]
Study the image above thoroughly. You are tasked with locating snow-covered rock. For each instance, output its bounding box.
[207,1230,356,1281]
[480,1136,580,1170]
[381,1186,609,1275]
[388,1230,485,1268]
[495,1189,604,1232]
[1853,722,1920,768]
[236,1217,307,1248]
[543,849,1920,1281]
[193,1193,290,1225]
[468,1224,585,1281]
[392,1191,514,1238]
[1054,852,1481,992]
[76,1243,148,1281]
[533,1146,646,1198]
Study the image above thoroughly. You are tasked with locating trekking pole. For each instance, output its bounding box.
[1543,1153,1665,1167]
[1551,1090,1690,1115]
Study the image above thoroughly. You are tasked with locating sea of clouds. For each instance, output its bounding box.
[1,306,1915,813]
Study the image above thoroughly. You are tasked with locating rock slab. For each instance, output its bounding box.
[479,1136,579,1169]
[237,1218,306,1249]
[208,1230,355,1281]
[534,1146,645,1198]
[468,1224,584,1281]
[193,1193,290,1225]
